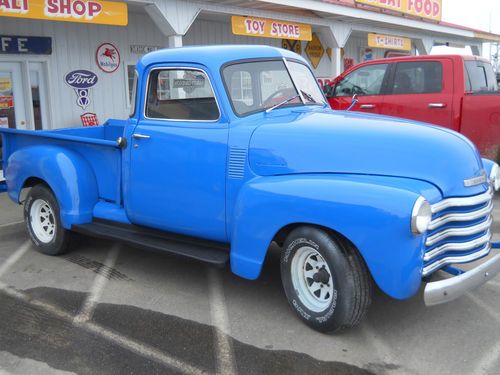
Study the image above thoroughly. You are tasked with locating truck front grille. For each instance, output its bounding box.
[422,188,494,277]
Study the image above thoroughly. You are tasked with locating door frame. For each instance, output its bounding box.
[0,56,53,130]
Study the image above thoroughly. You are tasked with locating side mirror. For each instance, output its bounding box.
[346,94,358,111]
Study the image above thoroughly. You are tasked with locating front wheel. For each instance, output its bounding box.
[280,226,372,333]
[24,184,70,255]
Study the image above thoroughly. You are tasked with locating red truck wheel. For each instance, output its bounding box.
[24,184,71,256]
[280,226,372,333]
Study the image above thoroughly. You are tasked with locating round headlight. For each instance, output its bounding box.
[490,163,500,191]
[411,196,432,235]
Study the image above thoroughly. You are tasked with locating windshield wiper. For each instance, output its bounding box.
[300,90,317,103]
[265,94,300,113]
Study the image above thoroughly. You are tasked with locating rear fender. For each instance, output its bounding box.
[5,145,98,229]
[229,174,441,300]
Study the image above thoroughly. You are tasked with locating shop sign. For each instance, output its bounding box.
[0,96,14,109]
[0,0,128,26]
[130,44,161,55]
[305,33,324,69]
[326,47,332,61]
[281,39,301,55]
[0,35,52,54]
[81,112,99,127]
[232,16,312,41]
[362,48,374,62]
[65,69,98,110]
[0,117,8,128]
[354,0,442,22]
[368,33,412,51]
[0,76,12,92]
[96,43,120,73]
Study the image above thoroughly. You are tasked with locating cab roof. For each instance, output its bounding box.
[137,45,308,71]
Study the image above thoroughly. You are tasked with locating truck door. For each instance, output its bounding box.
[383,59,454,129]
[330,63,390,113]
[125,66,228,242]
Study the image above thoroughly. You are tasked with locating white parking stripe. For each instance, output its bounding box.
[0,281,208,375]
[0,241,31,279]
[207,267,237,375]
[473,339,500,375]
[74,244,120,323]
[0,220,24,229]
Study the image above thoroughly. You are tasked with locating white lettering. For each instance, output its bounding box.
[17,37,27,52]
[1,37,11,52]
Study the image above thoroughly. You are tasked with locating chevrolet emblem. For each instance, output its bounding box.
[463,172,487,187]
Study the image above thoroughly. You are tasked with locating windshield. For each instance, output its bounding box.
[222,59,326,116]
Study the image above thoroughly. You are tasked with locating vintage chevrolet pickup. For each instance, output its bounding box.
[0,46,499,333]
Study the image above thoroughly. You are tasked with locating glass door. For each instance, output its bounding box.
[0,62,27,130]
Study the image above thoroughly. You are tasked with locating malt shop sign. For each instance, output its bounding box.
[354,0,442,22]
[368,33,412,51]
[232,16,312,41]
[0,0,128,26]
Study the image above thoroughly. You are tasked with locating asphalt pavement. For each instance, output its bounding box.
[0,192,499,375]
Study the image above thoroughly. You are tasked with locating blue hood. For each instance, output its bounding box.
[248,109,488,198]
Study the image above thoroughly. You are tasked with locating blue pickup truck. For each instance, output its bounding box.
[1,46,499,332]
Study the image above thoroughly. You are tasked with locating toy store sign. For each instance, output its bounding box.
[0,0,128,26]
[232,16,312,41]
[354,0,442,22]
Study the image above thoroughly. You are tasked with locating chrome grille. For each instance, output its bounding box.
[422,188,494,277]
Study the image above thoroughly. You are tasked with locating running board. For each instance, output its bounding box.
[72,221,229,267]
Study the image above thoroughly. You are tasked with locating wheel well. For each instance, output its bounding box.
[19,177,50,203]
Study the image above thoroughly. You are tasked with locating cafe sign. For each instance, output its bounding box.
[0,0,128,26]
[232,16,312,41]
[354,0,442,22]
[368,33,412,51]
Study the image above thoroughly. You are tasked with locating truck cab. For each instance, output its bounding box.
[1,46,499,333]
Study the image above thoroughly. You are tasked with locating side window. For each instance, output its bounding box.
[465,61,498,93]
[391,61,443,95]
[334,64,388,97]
[145,68,219,121]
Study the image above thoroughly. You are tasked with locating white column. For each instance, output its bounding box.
[168,35,183,48]
[332,47,342,77]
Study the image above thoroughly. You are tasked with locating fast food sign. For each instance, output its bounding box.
[232,16,312,41]
[0,0,128,26]
[354,0,442,22]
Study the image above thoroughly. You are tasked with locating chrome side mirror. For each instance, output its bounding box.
[346,94,358,111]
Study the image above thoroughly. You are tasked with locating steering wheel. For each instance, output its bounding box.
[263,88,297,107]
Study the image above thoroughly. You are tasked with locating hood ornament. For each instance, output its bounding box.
[463,171,487,187]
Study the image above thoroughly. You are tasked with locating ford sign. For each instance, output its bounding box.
[65,70,98,89]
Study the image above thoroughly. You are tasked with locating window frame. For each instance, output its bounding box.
[386,61,444,96]
[333,63,391,97]
[143,66,222,123]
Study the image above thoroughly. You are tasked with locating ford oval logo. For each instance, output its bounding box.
[65,70,98,89]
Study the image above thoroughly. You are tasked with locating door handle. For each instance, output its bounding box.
[360,104,376,109]
[428,103,447,108]
[132,133,151,139]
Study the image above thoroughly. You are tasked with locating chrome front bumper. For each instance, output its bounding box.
[424,250,500,306]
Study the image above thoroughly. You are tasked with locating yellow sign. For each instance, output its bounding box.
[281,39,301,55]
[0,77,12,92]
[232,16,312,41]
[326,47,332,61]
[355,0,442,22]
[305,33,324,69]
[0,0,128,26]
[368,33,412,51]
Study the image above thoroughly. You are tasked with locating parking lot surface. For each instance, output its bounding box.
[0,193,499,375]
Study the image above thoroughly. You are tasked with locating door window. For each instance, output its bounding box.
[145,68,219,121]
[464,60,498,93]
[334,64,388,97]
[390,61,443,95]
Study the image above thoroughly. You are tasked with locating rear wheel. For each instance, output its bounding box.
[280,226,372,333]
[24,184,70,255]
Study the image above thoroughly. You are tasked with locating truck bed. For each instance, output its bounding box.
[0,120,126,204]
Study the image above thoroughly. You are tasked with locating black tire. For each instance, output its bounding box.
[24,184,71,256]
[280,226,372,333]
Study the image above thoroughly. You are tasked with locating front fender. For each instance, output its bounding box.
[6,145,99,228]
[230,174,442,300]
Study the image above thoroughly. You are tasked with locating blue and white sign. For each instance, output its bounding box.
[65,70,98,110]
[0,35,52,55]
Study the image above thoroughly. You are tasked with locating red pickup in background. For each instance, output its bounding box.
[325,55,500,162]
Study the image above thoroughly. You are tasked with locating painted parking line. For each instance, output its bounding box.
[0,220,24,229]
[0,281,209,375]
[207,267,237,375]
[0,241,31,279]
[74,244,121,324]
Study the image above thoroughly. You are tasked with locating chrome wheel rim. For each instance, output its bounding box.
[30,199,56,243]
[291,246,334,313]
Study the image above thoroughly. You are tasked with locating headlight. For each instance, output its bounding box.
[490,163,500,191]
[411,196,432,235]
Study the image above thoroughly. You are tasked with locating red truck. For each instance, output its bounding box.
[325,55,500,162]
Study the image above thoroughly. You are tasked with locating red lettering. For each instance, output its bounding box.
[72,0,85,16]
[88,1,102,17]
[257,20,264,34]
[10,0,20,9]
[432,1,440,16]
[423,0,431,15]
[60,0,71,14]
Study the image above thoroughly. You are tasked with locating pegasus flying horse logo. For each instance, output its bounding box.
[101,47,117,61]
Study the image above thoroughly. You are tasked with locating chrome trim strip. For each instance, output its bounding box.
[142,66,222,123]
[425,216,493,246]
[424,231,492,262]
[422,244,491,277]
[430,187,492,213]
[424,252,500,306]
[428,201,493,230]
